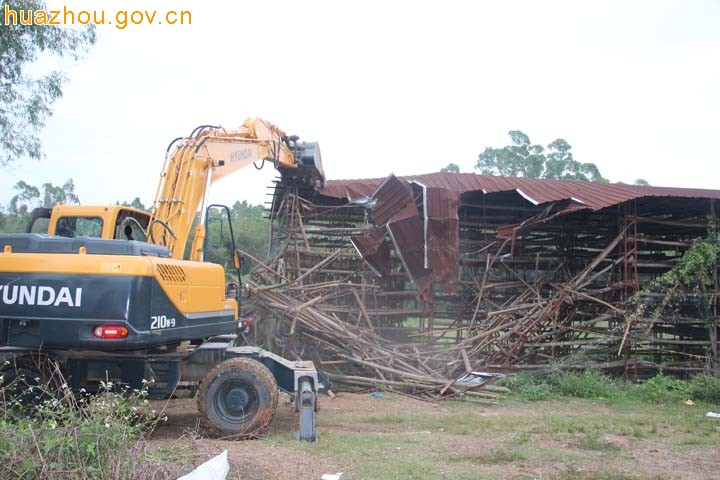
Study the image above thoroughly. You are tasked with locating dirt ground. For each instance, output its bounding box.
[149,392,720,480]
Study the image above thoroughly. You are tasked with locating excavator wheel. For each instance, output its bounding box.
[197,357,279,438]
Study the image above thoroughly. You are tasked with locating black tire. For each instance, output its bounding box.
[196,357,278,438]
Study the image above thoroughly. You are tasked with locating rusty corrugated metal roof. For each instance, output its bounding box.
[369,175,416,225]
[350,229,390,277]
[321,173,720,211]
[328,172,720,300]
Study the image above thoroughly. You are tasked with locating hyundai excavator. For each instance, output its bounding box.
[0,118,325,440]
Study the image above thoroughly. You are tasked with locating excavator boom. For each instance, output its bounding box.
[148,118,323,260]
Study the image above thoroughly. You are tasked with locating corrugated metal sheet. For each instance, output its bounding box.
[350,229,390,276]
[422,185,459,219]
[329,172,720,299]
[321,173,720,211]
[424,187,459,292]
[369,175,416,225]
[387,216,429,284]
[348,175,462,297]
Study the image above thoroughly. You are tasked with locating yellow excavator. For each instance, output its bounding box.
[0,118,325,440]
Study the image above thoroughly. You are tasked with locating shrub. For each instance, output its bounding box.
[503,369,720,405]
[551,370,622,399]
[502,370,623,401]
[511,374,556,401]
[688,374,720,403]
[634,372,690,404]
[0,362,188,479]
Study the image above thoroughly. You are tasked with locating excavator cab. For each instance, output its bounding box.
[26,205,150,240]
[202,204,243,306]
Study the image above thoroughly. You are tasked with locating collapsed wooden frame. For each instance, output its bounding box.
[242,175,720,397]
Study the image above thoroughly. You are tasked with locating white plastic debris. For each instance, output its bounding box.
[320,473,343,480]
[177,450,229,480]
[706,412,720,419]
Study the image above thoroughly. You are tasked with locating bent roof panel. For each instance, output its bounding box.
[320,173,720,211]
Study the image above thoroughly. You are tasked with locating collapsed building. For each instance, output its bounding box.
[246,172,720,394]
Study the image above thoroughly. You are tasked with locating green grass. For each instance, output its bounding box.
[333,399,720,445]
[500,370,720,406]
[269,392,720,479]
[262,371,720,479]
[281,431,445,479]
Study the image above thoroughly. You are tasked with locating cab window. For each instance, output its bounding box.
[29,217,49,234]
[55,217,104,238]
[114,210,149,242]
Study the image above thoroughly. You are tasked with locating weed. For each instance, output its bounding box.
[688,374,720,403]
[0,359,190,479]
[552,371,623,399]
[575,433,621,452]
[449,449,527,465]
[511,431,531,445]
[504,369,720,408]
[634,372,690,403]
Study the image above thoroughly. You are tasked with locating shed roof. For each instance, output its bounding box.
[320,173,720,211]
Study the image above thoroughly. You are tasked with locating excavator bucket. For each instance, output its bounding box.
[281,140,325,189]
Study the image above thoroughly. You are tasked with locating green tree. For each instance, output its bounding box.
[8,179,40,216]
[3,178,79,232]
[440,163,460,173]
[476,130,608,182]
[203,201,269,275]
[0,0,96,166]
[118,197,149,212]
[41,178,79,206]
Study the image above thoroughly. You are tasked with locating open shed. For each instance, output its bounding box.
[247,172,720,386]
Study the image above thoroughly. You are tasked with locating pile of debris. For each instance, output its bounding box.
[244,172,720,396]
[244,251,509,400]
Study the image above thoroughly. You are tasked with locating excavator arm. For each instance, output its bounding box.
[147,118,323,260]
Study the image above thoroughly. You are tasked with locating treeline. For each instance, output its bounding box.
[0,179,270,266]
[0,179,80,233]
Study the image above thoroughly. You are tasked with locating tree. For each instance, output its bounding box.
[0,0,96,166]
[8,179,40,216]
[203,200,269,275]
[440,163,460,173]
[6,178,79,230]
[41,178,79,206]
[476,130,608,182]
[118,197,149,212]
[3,179,71,232]
[634,178,650,186]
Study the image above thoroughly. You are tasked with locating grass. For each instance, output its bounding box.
[500,369,720,405]
[8,361,718,479]
[264,371,720,480]
[275,401,719,478]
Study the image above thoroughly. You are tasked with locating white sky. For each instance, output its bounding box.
[2,0,719,209]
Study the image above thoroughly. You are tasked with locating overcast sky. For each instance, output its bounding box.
[2,0,719,209]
